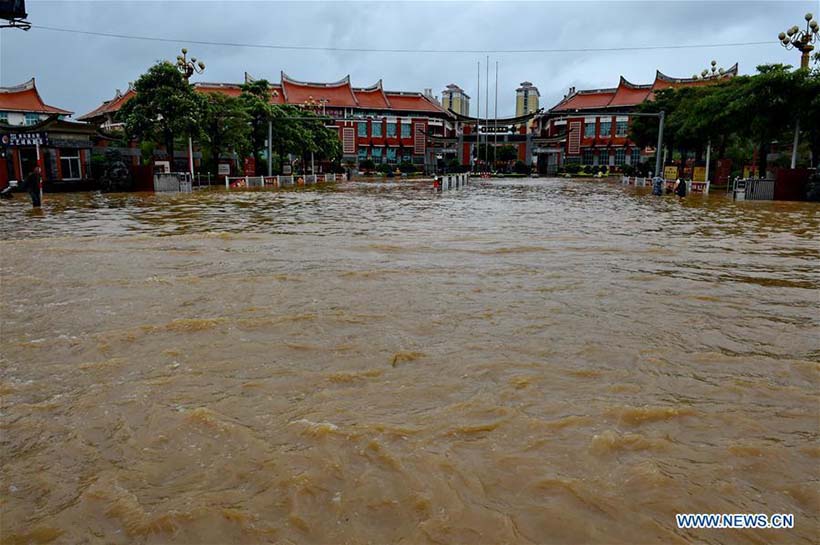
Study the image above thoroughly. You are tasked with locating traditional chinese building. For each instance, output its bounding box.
[0,78,98,189]
[81,72,456,173]
[533,64,738,174]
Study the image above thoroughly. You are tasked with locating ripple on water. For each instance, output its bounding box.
[0,179,817,544]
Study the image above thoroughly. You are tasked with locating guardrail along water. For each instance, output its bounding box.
[1,179,817,544]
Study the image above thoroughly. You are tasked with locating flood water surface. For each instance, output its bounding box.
[1,179,818,544]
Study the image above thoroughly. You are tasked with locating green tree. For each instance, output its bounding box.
[736,65,799,175]
[118,61,200,168]
[796,66,820,168]
[239,79,275,174]
[198,93,251,174]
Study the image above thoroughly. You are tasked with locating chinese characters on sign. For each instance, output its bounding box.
[0,132,49,147]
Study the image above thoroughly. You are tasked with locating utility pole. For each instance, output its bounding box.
[494,60,499,169]
[705,139,712,184]
[655,111,665,179]
[476,60,480,173]
[485,55,489,166]
[267,120,273,177]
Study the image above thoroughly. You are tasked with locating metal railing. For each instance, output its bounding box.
[223,172,345,190]
[731,177,775,201]
[154,172,193,193]
[436,173,470,191]
[193,172,214,188]
[622,176,711,193]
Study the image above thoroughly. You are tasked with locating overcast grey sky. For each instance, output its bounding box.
[0,1,816,118]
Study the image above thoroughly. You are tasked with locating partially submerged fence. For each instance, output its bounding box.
[621,176,710,194]
[731,178,775,201]
[436,173,470,191]
[154,173,193,193]
[224,173,345,189]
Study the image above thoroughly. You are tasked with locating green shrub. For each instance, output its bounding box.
[359,159,375,171]
[513,160,530,175]
[399,161,416,173]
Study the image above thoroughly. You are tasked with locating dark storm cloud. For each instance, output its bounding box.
[0,1,814,118]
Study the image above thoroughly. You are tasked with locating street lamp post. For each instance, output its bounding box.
[176,49,205,177]
[690,61,727,182]
[779,13,819,69]
[299,96,329,175]
[779,13,818,168]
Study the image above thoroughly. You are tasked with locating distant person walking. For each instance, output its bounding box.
[23,166,43,208]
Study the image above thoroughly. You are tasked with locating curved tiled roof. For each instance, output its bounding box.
[384,92,448,114]
[0,78,72,115]
[653,63,738,86]
[551,89,616,112]
[83,73,453,120]
[281,72,359,108]
[549,64,738,113]
[77,87,135,121]
[608,77,652,107]
[353,80,391,109]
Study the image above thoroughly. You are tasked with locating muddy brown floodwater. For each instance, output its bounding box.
[0,179,818,545]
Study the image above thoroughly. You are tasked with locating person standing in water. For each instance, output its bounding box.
[23,166,43,208]
[674,178,687,198]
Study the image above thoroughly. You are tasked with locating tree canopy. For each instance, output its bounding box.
[117,62,343,175]
[198,93,251,174]
[118,61,200,167]
[629,64,819,174]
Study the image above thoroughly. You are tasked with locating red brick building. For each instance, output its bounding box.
[81,73,456,172]
[534,65,738,174]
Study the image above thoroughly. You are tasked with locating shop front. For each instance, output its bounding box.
[0,119,97,190]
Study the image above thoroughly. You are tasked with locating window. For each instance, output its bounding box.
[386,122,397,138]
[615,148,626,166]
[402,155,412,163]
[583,149,594,165]
[386,148,397,163]
[0,112,7,124]
[357,122,367,137]
[616,120,628,136]
[599,120,612,138]
[523,94,528,112]
[599,150,609,166]
[372,147,383,161]
[60,149,82,179]
[25,113,39,126]
[372,122,383,137]
[357,148,367,162]
[584,122,595,138]
[630,148,641,165]
[401,123,411,138]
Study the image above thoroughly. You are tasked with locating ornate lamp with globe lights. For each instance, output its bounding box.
[692,60,727,80]
[779,13,818,69]
[174,48,205,176]
[778,14,818,168]
[176,48,206,82]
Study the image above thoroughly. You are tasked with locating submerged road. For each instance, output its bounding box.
[1,178,817,544]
